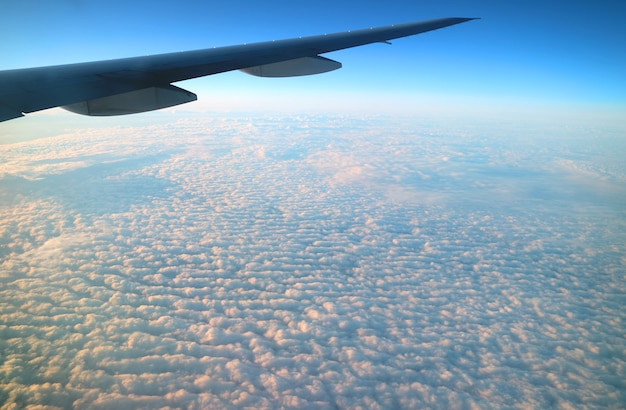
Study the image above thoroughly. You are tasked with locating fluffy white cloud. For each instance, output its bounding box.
[0,114,624,408]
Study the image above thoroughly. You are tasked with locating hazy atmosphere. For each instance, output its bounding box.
[1,1,625,409]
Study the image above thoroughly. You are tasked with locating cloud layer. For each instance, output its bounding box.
[1,115,625,408]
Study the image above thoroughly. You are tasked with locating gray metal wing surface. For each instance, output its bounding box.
[0,18,476,122]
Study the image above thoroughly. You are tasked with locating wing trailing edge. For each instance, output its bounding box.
[0,105,24,122]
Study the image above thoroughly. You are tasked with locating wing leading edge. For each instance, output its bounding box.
[0,17,477,122]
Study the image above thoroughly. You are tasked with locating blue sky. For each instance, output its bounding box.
[1,0,625,124]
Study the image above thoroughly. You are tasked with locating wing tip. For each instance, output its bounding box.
[449,17,481,23]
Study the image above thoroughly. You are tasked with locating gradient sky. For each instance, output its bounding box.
[1,0,625,126]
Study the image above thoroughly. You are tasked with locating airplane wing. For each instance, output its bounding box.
[0,17,476,122]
